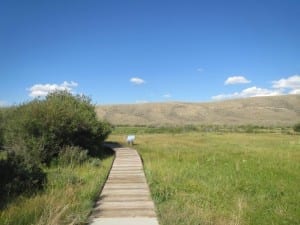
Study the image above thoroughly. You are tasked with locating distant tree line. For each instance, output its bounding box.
[0,91,111,205]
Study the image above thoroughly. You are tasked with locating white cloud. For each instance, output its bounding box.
[212,86,283,100]
[213,74,300,101]
[28,81,78,98]
[135,100,148,104]
[0,100,8,107]
[240,86,282,97]
[130,77,145,85]
[289,89,300,94]
[163,93,172,98]
[272,75,300,90]
[225,76,251,85]
[211,94,230,101]
[197,68,204,73]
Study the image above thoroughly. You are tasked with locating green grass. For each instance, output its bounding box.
[112,124,293,135]
[110,132,300,225]
[0,156,113,225]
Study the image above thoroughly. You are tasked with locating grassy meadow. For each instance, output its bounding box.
[0,156,113,225]
[109,132,300,225]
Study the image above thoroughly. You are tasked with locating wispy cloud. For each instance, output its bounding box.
[28,81,78,98]
[130,77,145,85]
[197,68,204,73]
[0,100,8,107]
[163,93,172,98]
[272,75,300,91]
[212,86,283,100]
[135,100,148,104]
[225,76,251,85]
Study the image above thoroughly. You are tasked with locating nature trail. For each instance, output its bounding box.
[89,145,159,225]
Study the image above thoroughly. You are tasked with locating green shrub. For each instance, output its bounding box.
[5,91,112,164]
[294,123,300,132]
[0,91,111,209]
[0,109,5,150]
[0,153,46,206]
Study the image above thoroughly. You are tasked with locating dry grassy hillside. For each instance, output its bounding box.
[96,95,300,126]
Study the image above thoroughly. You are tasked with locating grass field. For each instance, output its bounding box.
[0,156,113,225]
[109,132,300,225]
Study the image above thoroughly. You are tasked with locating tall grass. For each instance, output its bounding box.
[0,156,113,225]
[112,124,293,135]
[110,133,300,225]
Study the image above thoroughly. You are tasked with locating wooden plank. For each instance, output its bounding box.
[89,147,159,224]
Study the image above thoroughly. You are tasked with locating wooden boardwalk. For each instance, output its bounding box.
[89,147,159,225]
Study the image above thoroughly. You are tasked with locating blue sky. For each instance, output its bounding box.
[1,0,299,105]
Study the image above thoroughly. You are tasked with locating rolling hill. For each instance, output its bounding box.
[96,95,300,126]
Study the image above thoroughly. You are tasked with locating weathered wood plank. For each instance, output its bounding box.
[89,147,159,225]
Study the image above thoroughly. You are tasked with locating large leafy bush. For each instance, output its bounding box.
[0,153,46,206]
[0,109,5,150]
[1,91,111,204]
[5,91,111,164]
